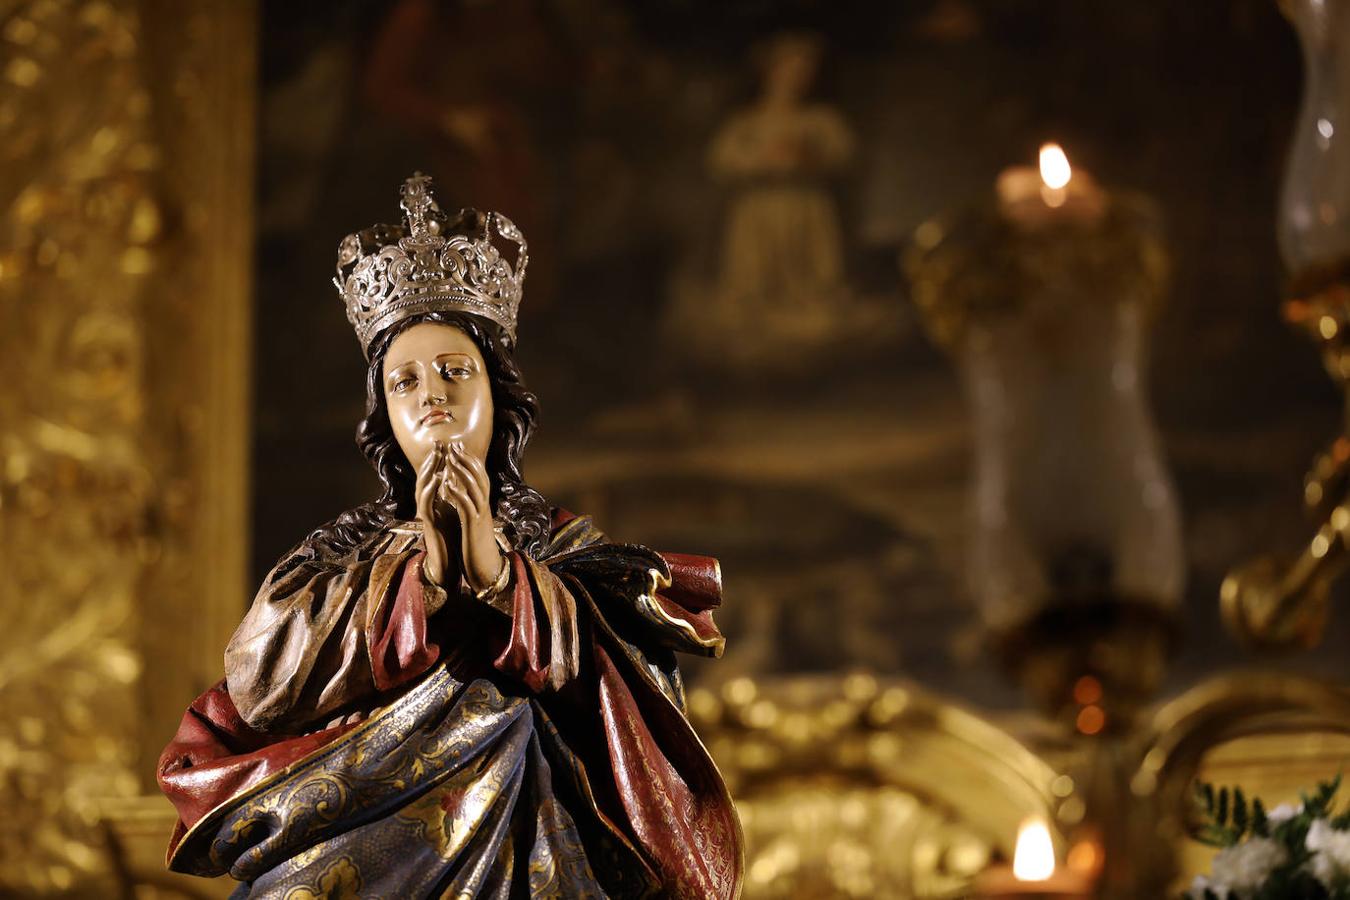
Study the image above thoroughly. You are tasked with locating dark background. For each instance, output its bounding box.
[252,0,1341,709]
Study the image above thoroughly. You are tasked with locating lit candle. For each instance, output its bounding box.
[973,818,1095,899]
[996,143,1107,229]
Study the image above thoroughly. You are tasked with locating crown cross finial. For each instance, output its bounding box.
[335,173,527,357]
[399,172,438,240]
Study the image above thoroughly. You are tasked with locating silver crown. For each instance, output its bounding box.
[334,173,527,357]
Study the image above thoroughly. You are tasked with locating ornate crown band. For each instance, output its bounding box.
[334,173,527,358]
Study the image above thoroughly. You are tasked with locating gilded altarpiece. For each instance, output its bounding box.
[0,0,252,893]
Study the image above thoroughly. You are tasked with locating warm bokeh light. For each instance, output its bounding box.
[1012,817,1056,881]
[1076,704,1106,735]
[1072,675,1102,706]
[1067,837,1103,876]
[1039,142,1072,190]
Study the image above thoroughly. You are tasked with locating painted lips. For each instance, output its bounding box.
[420,409,452,426]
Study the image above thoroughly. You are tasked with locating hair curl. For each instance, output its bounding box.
[281,311,551,572]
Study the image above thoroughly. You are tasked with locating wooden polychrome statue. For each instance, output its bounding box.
[156,173,743,899]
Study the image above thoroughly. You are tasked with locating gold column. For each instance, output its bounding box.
[0,0,253,894]
[135,0,255,778]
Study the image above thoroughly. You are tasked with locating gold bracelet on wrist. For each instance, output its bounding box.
[474,553,512,603]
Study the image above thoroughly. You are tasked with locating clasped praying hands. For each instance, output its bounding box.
[415,439,507,594]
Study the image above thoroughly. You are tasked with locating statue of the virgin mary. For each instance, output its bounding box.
[156,174,743,899]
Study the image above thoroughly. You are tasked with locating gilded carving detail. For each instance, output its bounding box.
[0,0,159,893]
[689,673,1063,898]
[0,0,253,894]
[281,855,364,900]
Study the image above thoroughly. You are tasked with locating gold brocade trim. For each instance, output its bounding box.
[546,515,606,555]
[393,738,521,863]
[167,661,448,870]
[172,522,742,897]
[635,567,726,657]
[168,661,708,892]
[280,854,363,900]
[526,709,657,888]
[622,646,745,900]
[577,580,746,899]
[536,529,742,894]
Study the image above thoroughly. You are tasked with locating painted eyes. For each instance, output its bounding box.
[388,364,473,395]
[437,363,472,381]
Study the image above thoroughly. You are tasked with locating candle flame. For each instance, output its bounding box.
[1012,817,1056,881]
[1039,143,1072,190]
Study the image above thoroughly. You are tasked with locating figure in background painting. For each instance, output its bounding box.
[157,175,743,898]
[670,32,856,367]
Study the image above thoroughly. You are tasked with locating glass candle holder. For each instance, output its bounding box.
[1279,0,1350,277]
[906,194,1182,713]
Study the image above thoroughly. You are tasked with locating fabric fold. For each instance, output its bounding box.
[159,509,743,899]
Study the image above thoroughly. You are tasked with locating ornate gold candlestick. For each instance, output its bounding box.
[1222,0,1350,650]
[1221,266,1350,649]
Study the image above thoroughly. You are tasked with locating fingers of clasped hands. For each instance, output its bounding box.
[416,441,492,528]
[415,441,500,590]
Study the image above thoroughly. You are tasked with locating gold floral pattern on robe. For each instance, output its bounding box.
[159,511,743,899]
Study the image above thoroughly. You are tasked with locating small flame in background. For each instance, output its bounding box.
[1039,143,1072,190]
[1012,817,1056,881]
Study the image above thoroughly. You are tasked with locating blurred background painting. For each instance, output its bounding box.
[8,0,1350,896]
[253,0,1337,700]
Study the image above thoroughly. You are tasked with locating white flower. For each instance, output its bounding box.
[1306,818,1350,887]
[1186,874,1231,899]
[1266,803,1301,825]
[1209,837,1287,896]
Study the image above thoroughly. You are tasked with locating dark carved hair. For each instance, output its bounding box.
[282,311,551,572]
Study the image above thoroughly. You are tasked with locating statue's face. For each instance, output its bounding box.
[383,322,494,474]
